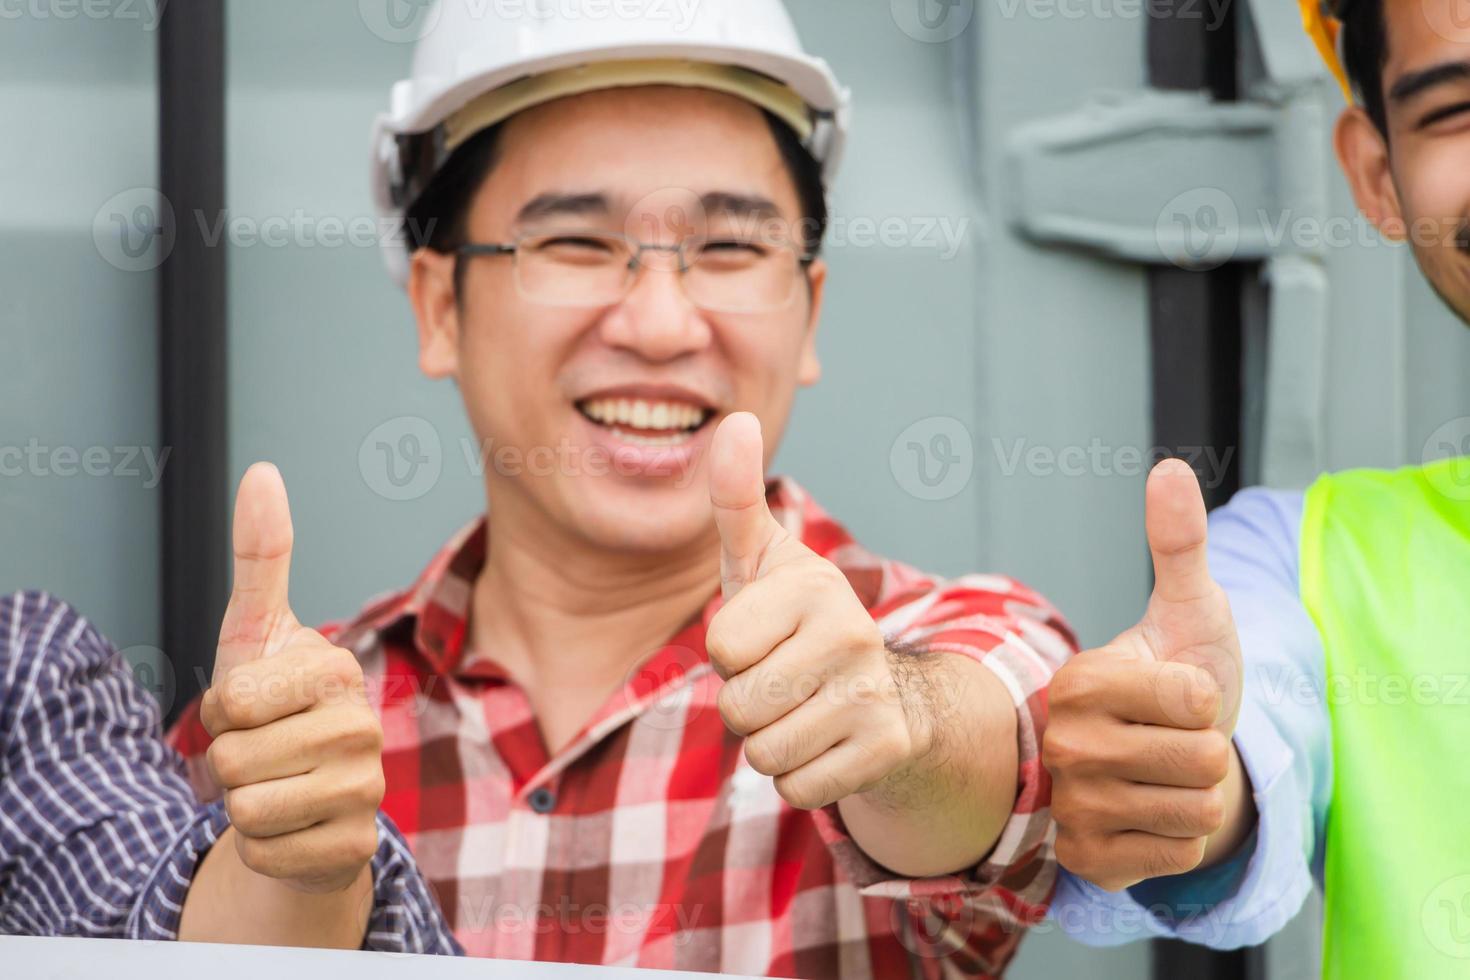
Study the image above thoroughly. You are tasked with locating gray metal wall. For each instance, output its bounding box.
[0,11,162,677]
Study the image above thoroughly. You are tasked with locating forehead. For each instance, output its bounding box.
[1382,0,1470,81]
[479,85,799,220]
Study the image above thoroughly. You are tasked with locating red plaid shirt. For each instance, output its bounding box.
[169,478,1076,977]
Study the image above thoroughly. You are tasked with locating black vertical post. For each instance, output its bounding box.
[159,0,228,723]
[1147,0,1245,512]
[1148,2,1259,978]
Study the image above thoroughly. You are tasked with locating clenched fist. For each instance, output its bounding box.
[202,463,385,895]
[1043,460,1251,892]
[706,413,929,812]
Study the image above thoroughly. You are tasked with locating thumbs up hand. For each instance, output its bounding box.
[706,414,928,812]
[201,464,385,896]
[1043,460,1251,892]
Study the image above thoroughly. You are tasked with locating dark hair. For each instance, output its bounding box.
[404,107,830,298]
[1336,0,1390,134]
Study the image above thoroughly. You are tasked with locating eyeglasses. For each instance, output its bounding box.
[455,230,816,315]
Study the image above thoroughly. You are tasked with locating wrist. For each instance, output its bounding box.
[180,826,375,948]
[864,649,1014,811]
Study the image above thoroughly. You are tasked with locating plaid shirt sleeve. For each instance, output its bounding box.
[808,572,1078,973]
[0,591,458,955]
[125,803,462,955]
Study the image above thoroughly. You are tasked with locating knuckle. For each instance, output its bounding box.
[716,682,756,736]
[332,708,383,756]
[350,765,387,811]
[239,836,292,880]
[1053,831,1083,872]
[704,627,737,674]
[1050,658,1105,710]
[1198,786,1227,835]
[1148,838,1205,879]
[1042,726,1085,775]
[774,771,829,811]
[341,819,380,866]
[873,722,911,768]
[1162,665,1219,725]
[1049,783,1086,830]
[1065,787,1109,829]
[233,833,266,873]
[214,683,254,731]
[355,825,381,864]
[1055,832,1105,886]
[1192,677,1223,724]
[1195,730,1232,784]
[206,737,246,788]
[809,560,850,593]
[326,644,363,682]
[834,617,880,652]
[225,786,267,835]
[743,734,784,776]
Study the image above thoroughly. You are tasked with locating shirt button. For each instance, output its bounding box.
[528,787,557,814]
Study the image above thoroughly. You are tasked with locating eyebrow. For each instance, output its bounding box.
[515,192,611,224]
[700,192,782,221]
[1388,58,1470,104]
[514,190,783,226]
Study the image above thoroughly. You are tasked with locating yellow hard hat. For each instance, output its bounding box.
[1300,0,1353,101]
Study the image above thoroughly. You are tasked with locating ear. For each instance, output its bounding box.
[408,247,462,380]
[796,258,826,387]
[1334,106,1407,242]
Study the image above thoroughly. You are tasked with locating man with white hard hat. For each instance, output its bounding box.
[163,1,1201,974]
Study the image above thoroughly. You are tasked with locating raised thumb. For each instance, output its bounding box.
[709,413,780,600]
[215,462,298,679]
[1144,458,1214,609]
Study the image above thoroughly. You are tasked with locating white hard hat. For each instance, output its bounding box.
[370,0,852,289]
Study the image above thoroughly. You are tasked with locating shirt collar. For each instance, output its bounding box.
[341,475,874,679]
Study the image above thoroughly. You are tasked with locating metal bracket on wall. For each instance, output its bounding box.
[1002,6,1337,490]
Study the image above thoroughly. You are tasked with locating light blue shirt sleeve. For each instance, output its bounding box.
[1049,487,1331,949]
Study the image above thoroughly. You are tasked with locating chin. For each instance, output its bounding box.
[565,476,715,554]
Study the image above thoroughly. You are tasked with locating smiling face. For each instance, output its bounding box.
[1335,0,1470,322]
[408,85,826,555]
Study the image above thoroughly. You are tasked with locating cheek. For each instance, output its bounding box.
[721,315,809,390]
[716,313,812,452]
[1399,143,1470,236]
[457,295,591,438]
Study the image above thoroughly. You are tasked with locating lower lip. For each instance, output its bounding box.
[575,410,714,479]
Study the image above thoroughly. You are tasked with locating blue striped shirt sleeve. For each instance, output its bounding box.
[0,590,460,955]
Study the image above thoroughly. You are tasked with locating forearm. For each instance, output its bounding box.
[838,653,1018,878]
[177,827,372,948]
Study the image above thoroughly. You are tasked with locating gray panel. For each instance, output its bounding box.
[0,11,161,672]
[971,6,1152,977]
[973,3,1154,651]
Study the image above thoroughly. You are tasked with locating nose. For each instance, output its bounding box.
[598,254,713,362]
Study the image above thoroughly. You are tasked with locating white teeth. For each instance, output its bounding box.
[610,427,694,447]
[580,397,710,432]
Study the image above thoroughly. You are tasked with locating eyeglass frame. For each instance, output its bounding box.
[452,229,819,312]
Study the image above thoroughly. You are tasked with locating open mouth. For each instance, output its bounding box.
[576,396,716,447]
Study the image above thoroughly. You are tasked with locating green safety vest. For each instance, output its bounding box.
[1301,459,1470,979]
